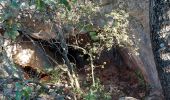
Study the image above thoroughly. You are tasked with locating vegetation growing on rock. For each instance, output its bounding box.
[0,0,165,99]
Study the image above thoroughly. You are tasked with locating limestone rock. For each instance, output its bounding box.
[6,41,54,73]
[20,15,57,40]
[98,0,163,98]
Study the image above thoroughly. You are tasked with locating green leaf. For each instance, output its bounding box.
[15,90,21,100]
[15,82,22,100]
[89,32,99,41]
[22,87,32,100]
[85,90,96,100]
[36,0,45,11]
[59,0,71,11]
[25,86,32,93]
[10,0,19,8]
[5,30,19,40]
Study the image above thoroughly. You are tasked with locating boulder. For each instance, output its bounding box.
[5,41,54,73]
[98,0,163,98]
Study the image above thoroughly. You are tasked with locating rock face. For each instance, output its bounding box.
[0,0,164,98]
[98,0,163,98]
[20,13,57,40]
[5,41,54,73]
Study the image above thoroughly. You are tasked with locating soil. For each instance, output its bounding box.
[19,54,147,99]
[93,65,147,99]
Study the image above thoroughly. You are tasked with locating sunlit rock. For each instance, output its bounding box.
[5,41,54,73]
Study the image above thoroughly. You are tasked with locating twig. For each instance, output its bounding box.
[90,53,95,86]
[55,21,80,91]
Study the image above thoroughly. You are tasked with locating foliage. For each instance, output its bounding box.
[103,10,132,49]
[0,0,76,40]
[15,82,32,100]
[48,68,65,83]
[84,79,112,100]
[0,0,134,51]
[0,0,139,99]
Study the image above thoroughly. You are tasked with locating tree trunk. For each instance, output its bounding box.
[150,0,170,99]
